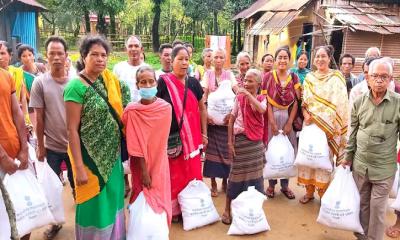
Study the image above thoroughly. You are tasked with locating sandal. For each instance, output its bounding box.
[386,226,400,238]
[299,195,315,204]
[221,213,232,225]
[43,225,62,240]
[211,188,218,197]
[266,187,275,198]
[281,188,295,200]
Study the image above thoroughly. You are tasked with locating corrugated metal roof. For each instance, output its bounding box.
[248,10,303,35]
[247,12,275,35]
[325,3,400,34]
[233,0,270,20]
[259,0,311,12]
[0,0,46,11]
[16,0,46,10]
[233,0,310,20]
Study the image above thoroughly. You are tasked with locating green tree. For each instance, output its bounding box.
[226,0,255,52]
[151,0,166,52]
[181,0,210,45]
[92,0,125,36]
[205,0,226,35]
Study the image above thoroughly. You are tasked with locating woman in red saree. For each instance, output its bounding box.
[261,46,301,200]
[122,66,172,227]
[156,45,208,222]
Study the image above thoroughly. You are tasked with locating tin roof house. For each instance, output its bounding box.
[0,0,46,52]
[234,0,400,76]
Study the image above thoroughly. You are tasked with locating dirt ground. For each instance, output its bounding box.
[30,177,397,240]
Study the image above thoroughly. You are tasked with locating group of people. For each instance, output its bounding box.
[0,32,399,240]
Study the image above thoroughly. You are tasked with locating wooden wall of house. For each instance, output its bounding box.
[243,18,254,59]
[343,31,400,78]
[252,6,315,68]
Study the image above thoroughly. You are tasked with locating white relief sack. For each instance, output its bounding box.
[0,191,11,240]
[178,179,220,231]
[294,124,332,171]
[228,186,270,235]
[4,169,55,237]
[391,190,400,211]
[317,167,364,233]
[207,80,235,125]
[390,164,399,198]
[263,132,297,179]
[35,159,65,224]
[127,192,169,240]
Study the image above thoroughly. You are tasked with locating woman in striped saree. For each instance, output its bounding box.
[222,69,266,225]
[202,48,238,197]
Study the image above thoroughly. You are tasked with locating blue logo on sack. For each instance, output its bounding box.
[335,201,341,209]
[308,144,314,152]
[200,198,205,207]
[24,196,32,207]
[249,208,254,217]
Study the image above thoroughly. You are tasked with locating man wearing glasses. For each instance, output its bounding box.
[342,59,400,240]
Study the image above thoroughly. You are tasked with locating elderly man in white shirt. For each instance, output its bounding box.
[113,35,148,102]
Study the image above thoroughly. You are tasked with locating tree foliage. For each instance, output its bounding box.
[37,0,257,52]
[38,0,125,35]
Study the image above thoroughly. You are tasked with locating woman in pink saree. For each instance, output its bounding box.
[122,66,172,226]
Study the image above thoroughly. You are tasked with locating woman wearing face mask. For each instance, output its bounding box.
[201,48,238,197]
[64,35,130,239]
[122,66,172,227]
[261,53,274,75]
[298,45,349,204]
[156,45,208,222]
[235,51,252,87]
[261,46,301,200]
[290,50,310,85]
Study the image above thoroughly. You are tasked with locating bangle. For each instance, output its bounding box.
[202,134,208,139]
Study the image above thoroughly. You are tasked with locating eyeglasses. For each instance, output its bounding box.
[369,74,391,81]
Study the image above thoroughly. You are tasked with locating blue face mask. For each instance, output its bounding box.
[139,86,157,100]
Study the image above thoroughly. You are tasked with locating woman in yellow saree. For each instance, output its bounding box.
[298,45,349,204]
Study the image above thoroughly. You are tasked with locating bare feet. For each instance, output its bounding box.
[221,211,232,225]
[211,187,218,197]
[211,178,218,197]
[222,179,227,193]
